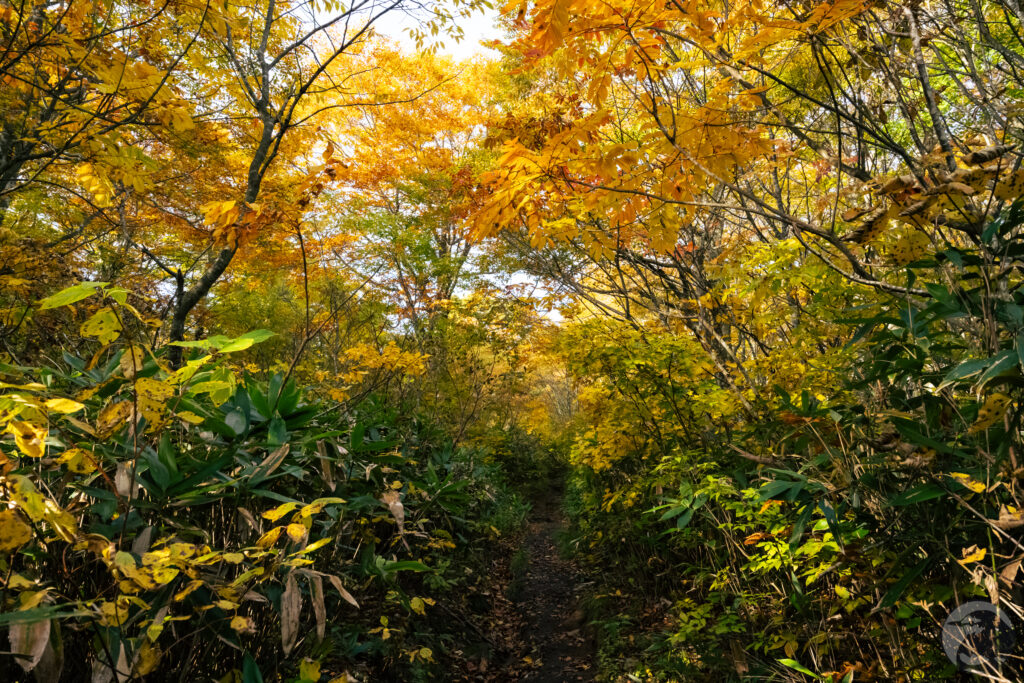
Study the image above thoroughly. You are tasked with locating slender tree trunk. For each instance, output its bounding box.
[167,105,276,366]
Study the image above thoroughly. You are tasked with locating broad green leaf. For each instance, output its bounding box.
[219,330,276,353]
[169,330,276,353]
[938,357,991,389]
[38,282,108,310]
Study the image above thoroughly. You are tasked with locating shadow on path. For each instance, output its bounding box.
[452,488,595,682]
[514,494,595,682]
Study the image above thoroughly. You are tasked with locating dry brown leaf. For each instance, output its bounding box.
[132,526,153,555]
[281,572,301,655]
[984,572,999,604]
[1000,557,1022,587]
[119,345,146,379]
[993,505,1024,530]
[91,642,128,683]
[317,440,335,492]
[310,574,326,642]
[9,617,50,672]
[258,444,290,480]
[237,507,259,534]
[326,573,360,609]
[114,463,138,498]
[381,490,405,533]
[879,174,917,194]
[841,207,870,222]
[963,144,1014,166]
[34,624,63,682]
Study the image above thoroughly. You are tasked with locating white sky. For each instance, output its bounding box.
[371,3,502,60]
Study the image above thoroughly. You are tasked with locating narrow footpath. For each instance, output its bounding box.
[515,495,595,682]
[456,491,596,681]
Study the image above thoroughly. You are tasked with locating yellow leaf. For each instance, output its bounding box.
[970,393,1013,433]
[0,509,33,551]
[80,307,122,344]
[135,377,174,402]
[44,397,85,414]
[262,502,300,522]
[0,381,45,391]
[950,472,987,493]
[410,596,426,616]
[299,658,322,682]
[960,546,987,564]
[119,346,147,379]
[222,552,245,564]
[6,421,46,458]
[293,537,332,556]
[134,641,162,676]
[230,615,255,634]
[174,580,204,602]
[256,527,283,548]
[135,378,174,429]
[44,503,78,543]
[97,401,132,436]
[8,475,46,521]
[19,589,49,610]
[286,523,308,544]
[176,411,204,424]
[57,448,98,474]
[9,574,34,590]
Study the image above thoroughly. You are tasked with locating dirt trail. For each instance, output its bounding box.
[514,495,596,682]
[453,490,595,682]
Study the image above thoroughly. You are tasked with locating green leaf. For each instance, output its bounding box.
[169,330,276,353]
[676,508,695,529]
[242,653,264,683]
[938,358,991,389]
[924,283,959,311]
[224,408,247,436]
[777,658,820,679]
[759,479,798,501]
[879,558,930,608]
[978,349,1019,386]
[268,417,288,446]
[219,330,276,353]
[789,503,814,548]
[168,336,229,349]
[889,419,955,454]
[658,505,687,521]
[889,483,946,506]
[38,282,109,310]
[383,560,431,573]
[819,499,840,539]
[0,605,89,626]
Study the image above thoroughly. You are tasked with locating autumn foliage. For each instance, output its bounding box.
[3,0,1024,681]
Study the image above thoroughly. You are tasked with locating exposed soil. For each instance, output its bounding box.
[453,491,596,682]
[515,495,595,682]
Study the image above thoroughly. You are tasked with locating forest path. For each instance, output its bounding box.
[453,487,596,682]
[511,493,596,682]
